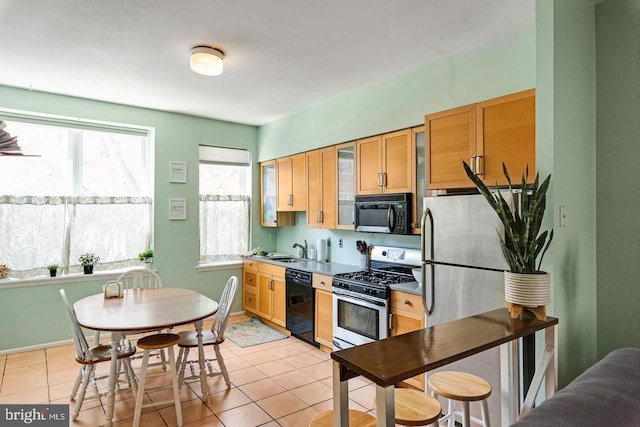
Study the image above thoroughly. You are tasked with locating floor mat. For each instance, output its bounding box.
[225,317,288,347]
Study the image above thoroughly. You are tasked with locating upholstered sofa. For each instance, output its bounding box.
[511,347,640,426]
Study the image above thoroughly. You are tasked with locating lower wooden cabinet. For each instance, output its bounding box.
[242,260,258,315]
[242,260,286,327]
[313,274,333,348]
[390,290,425,390]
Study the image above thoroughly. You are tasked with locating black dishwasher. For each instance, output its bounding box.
[285,268,318,347]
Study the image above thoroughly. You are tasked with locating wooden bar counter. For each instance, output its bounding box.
[331,308,558,427]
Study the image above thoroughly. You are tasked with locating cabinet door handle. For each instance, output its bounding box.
[404,299,411,305]
[470,156,476,174]
[247,277,253,284]
[382,172,387,188]
[316,210,323,223]
[475,155,483,176]
[269,279,274,290]
[377,172,384,188]
[388,313,394,331]
[287,194,293,206]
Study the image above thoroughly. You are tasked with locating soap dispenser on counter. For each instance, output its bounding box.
[308,243,317,260]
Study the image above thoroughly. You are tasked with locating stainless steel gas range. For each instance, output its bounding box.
[332,246,421,350]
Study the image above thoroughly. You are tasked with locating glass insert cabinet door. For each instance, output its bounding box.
[336,141,355,230]
[260,160,277,226]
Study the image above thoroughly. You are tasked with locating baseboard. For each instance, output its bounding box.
[1,311,251,356]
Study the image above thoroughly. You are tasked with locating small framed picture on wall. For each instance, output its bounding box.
[169,161,187,183]
[169,199,187,220]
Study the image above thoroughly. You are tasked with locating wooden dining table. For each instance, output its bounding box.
[74,287,219,427]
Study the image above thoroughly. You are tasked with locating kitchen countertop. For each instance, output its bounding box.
[248,255,363,276]
[389,281,422,296]
[248,255,424,295]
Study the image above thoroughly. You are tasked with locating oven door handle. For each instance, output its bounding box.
[333,290,387,308]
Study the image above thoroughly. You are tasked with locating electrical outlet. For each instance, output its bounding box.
[559,205,567,227]
[339,238,343,248]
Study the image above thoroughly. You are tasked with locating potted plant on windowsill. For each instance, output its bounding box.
[79,253,100,274]
[47,263,59,277]
[463,161,553,320]
[138,250,153,269]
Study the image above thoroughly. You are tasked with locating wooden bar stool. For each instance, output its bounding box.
[428,371,491,427]
[310,409,376,427]
[373,388,442,426]
[133,333,183,427]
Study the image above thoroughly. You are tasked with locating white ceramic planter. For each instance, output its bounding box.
[504,271,550,307]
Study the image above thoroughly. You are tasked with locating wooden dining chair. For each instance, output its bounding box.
[176,275,238,389]
[59,288,138,421]
[117,268,163,290]
[94,269,170,369]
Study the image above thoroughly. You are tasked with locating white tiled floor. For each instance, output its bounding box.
[0,315,378,426]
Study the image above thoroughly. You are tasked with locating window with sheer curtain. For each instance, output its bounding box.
[0,113,153,279]
[199,145,251,263]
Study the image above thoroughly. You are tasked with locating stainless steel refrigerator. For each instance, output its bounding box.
[421,193,512,426]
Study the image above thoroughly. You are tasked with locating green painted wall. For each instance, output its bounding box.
[0,85,259,351]
[259,24,536,161]
[536,0,598,386]
[260,24,537,266]
[595,0,640,356]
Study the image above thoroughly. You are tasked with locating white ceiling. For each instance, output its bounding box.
[0,0,534,126]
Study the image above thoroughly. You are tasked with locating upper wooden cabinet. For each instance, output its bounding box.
[336,141,356,230]
[259,160,294,227]
[307,147,337,229]
[477,89,536,184]
[412,126,424,234]
[356,129,414,195]
[277,153,307,211]
[426,89,536,190]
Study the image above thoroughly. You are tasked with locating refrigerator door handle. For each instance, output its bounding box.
[420,208,435,316]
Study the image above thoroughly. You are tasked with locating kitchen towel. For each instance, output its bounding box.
[316,238,327,262]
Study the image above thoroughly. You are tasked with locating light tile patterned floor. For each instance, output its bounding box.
[0,315,378,426]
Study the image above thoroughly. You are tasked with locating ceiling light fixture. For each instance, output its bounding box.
[190,46,224,76]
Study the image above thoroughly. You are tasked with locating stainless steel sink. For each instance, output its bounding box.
[266,256,300,263]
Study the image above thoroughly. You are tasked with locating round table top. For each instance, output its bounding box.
[74,287,219,332]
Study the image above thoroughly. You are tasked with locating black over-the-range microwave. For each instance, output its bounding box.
[354,193,412,234]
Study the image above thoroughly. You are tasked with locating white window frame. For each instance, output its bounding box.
[0,108,155,280]
[198,145,251,266]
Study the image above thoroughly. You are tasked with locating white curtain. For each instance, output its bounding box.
[199,195,250,262]
[0,195,151,279]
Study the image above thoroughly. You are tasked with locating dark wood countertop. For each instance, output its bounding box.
[331,308,558,387]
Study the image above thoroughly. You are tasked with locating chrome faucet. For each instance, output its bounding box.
[292,240,308,259]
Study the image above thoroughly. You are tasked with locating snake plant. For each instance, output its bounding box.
[463,161,553,273]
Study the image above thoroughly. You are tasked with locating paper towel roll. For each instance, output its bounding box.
[316,238,327,262]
